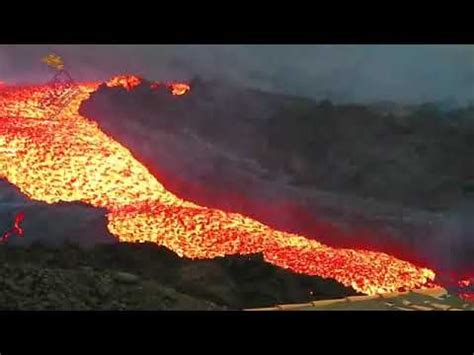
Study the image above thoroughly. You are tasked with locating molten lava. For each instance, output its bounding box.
[458,278,474,301]
[1,211,25,242]
[106,75,190,96]
[0,76,437,295]
[460,293,474,302]
[150,82,160,90]
[168,82,190,96]
[106,75,142,91]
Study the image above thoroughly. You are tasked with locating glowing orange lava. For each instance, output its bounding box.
[106,75,190,96]
[457,278,473,301]
[168,82,190,96]
[1,211,25,241]
[150,82,160,90]
[0,77,436,295]
[460,293,474,302]
[106,75,142,91]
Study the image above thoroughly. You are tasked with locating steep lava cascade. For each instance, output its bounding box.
[0,77,436,295]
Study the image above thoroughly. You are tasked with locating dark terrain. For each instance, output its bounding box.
[0,243,357,310]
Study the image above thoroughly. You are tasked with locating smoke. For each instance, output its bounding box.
[1,45,474,104]
[431,200,474,275]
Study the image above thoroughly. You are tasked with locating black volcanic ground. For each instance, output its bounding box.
[0,242,358,310]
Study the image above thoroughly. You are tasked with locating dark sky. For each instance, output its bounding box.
[1,45,473,104]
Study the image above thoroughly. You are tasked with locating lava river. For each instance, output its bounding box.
[0,77,436,295]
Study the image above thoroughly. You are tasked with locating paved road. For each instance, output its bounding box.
[246,288,474,311]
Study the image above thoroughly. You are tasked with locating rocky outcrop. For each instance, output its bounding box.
[0,242,358,309]
[0,262,221,310]
[0,179,117,246]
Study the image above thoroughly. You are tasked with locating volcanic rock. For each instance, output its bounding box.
[0,179,117,246]
[0,242,358,309]
[113,271,140,284]
[0,260,222,310]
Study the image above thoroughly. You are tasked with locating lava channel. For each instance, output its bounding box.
[0,75,437,295]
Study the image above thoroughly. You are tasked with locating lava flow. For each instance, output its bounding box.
[106,75,142,91]
[107,75,190,96]
[0,76,437,295]
[1,211,25,242]
[458,278,474,301]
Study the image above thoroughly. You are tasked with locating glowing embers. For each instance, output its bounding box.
[459,279,471,288]
[0,78,436,295]
[1,211,25,242]
[458,278,474,302]
[149,81,191,96]
[106,75,143,91]
[168,82,190,96]
[106,75,191,96]
[460,293,474,302]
